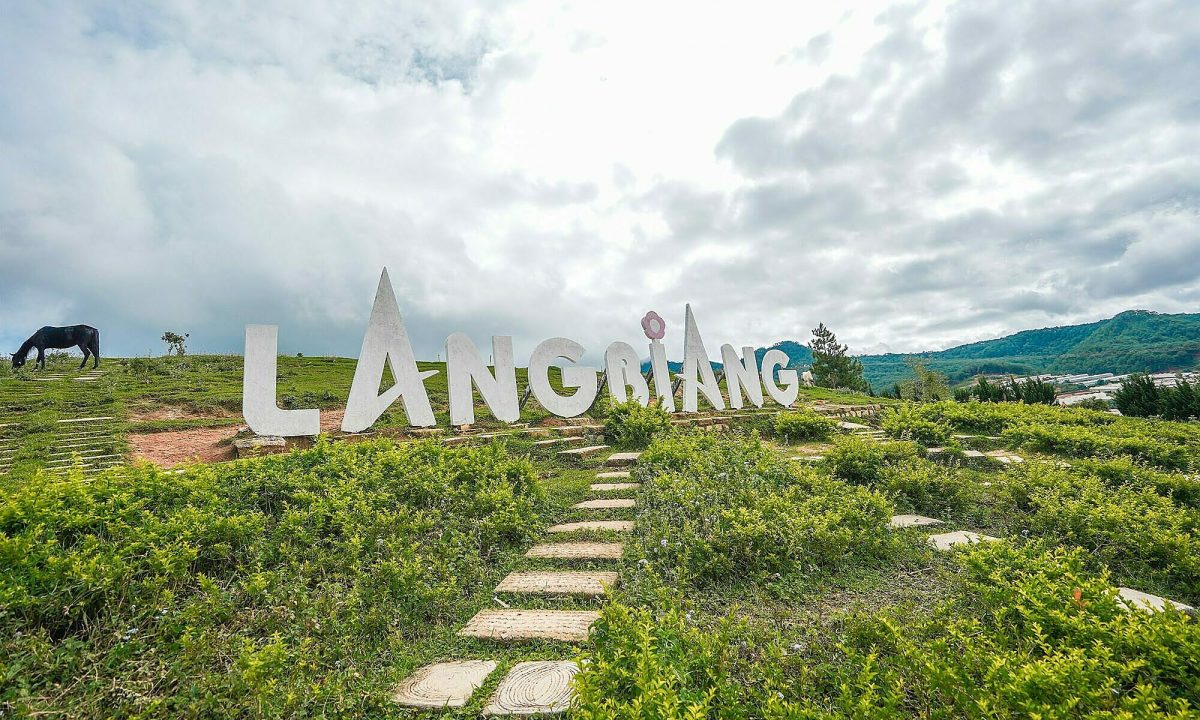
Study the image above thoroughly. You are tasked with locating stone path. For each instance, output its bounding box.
[395,449,643,714]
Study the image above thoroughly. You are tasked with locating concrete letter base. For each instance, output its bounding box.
[459,610,600,642]
[495,571,619,596]
[484,661,579,716]
[392,660,497,708]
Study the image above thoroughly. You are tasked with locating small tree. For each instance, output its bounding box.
[1015,378,1057,405]
[162,331,190,356]
[1112,373,1160,417]
[1161,379,1200,421]
[809,323,869,392]
[897,360,950,402]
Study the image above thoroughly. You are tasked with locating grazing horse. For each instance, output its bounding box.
[11,325,101,370]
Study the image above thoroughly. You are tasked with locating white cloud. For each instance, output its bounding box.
[1,0,1198,364]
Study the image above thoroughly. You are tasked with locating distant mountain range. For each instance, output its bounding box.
[756,310,1200,391]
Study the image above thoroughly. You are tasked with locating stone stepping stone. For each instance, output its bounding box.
[1117,587,1195,614]
[574,498,635,510]
[546,520,634,533]
[57,416,115,424]
[525,542,624,560]
[459,610,600,642]
[558,444,609,459]
[789,455,825,462]
[555,425,590,436]
[928,531,1000,551]
[533,437,583,447]
[483,661,579,716]
[392,660,497,708]
[838,421,869,430]
[495,570,619,596]
[604,452,642,467]
[595,470,631,479]
[889,514,944,529]
[590,482,640,491]
[961,450,986,458]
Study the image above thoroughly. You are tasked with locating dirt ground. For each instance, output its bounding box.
[129,409,346,468]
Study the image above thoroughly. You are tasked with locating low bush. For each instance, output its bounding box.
[772,409,838,442]
[1001,463,1200,603]
[876,457,974,516]
[635,432,901,586]
[824,436,921,485]
[879,405,952,446]
[604,399,672,449]
[0,439,542,718]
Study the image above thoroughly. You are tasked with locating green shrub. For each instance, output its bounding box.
[876,458,973,516]
[635,432,901,586]
[1002,463,1200,603]
[824,436,921,485]
[879,405,952,446]
[604,399,672,449]
[0,439,542,717]
[772,409,837,442]
[1071,456,1200,510]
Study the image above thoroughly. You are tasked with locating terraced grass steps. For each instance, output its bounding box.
[589,482,640,491]
[392,660,497,709]
[573,498,635,510]
[483,661,579,716]
[532,437,584,447]
[928,530,1001,551]
[595,470,631,479]
[494,570,618,596]
[525,542,624,560]
[546,520,634,533]
[458,610,600,642]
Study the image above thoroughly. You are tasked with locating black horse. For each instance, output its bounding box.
[12,325,101,370]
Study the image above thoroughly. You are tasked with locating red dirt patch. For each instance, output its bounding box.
[129,409,347,469]
[128,405,240,422]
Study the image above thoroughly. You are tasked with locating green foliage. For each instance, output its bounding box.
[1163,379,1200,422]
[604,399,672,449]
[809,323,869,393]
[1074,397,1112,411]
[1001,463,1200,603]
[895,360,950,402]
[971,375,1057,404]
[635,432,901,586]
[824,435,921,485]
[574,597,751,720]
[0,439,542,717]
[1114,373,1161,417]
[879,405,951,446]
[876,457,974,516]
[952,385,971,402]
[772,409,837,442]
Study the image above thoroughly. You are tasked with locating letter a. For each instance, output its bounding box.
[680,304,726,413]
[342,268,438,432]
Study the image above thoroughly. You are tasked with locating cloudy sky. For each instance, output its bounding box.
[2,0,1198,363]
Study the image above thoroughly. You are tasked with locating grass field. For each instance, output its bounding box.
[3,357,1198,717]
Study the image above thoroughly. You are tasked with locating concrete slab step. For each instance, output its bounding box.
[595,471,631,479]
[483,661,578,716]
[558,445,609,459]
[889,514,943,529]
[928,531,1000,551]
[458,610,599,642]
[590,482,640,492]
[603,452,641,467]
[573,498,635,510]
[494,570,618,596]
[392,660,497,709]
[546,520,634,534]
[525,542,624,560]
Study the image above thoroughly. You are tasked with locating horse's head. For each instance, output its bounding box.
[11,353,24,370]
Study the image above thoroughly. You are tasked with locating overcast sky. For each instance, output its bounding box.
[2,0,1198,363]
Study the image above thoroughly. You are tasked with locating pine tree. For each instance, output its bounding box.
[809,323,869,392]
[1112,373,1160,417]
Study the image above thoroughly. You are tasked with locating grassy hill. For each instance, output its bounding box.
[762,310,1200,391]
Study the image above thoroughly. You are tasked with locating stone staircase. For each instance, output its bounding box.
[392,450,643,714]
